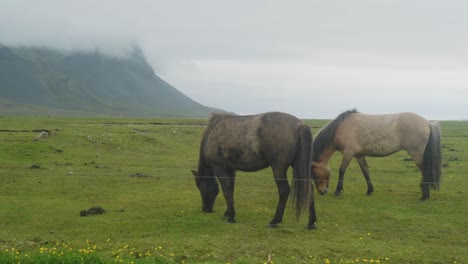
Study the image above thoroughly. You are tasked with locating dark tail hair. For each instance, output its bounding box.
[422,122,442,191]
[292,124,313,220]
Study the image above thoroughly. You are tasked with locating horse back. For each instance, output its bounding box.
[256,112,306,166]
[202,112,303,171]
[335,112,431,157]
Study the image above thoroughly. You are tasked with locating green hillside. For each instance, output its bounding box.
[0,44,219,117]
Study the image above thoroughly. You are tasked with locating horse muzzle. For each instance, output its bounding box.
[318,188,328,195]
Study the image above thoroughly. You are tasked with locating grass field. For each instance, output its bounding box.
[0,117,466,264]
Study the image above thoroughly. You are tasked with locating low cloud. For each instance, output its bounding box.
[1,0,467,119]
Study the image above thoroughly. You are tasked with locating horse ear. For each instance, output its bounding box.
[191,170,198,177]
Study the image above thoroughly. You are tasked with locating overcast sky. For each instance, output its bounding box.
[1,0,467,119]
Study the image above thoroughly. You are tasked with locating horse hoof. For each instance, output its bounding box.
[225,216,236,223]
[419,196,429,201]
[307,224,316,230]
[334,192,342,197]
[268,219,281,228]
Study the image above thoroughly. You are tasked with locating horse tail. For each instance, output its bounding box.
[422,121,442,191]
[292,124,313,220]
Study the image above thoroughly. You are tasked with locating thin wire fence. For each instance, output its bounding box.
[25,171,468,185]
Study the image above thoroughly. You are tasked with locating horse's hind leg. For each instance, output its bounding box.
[415,161,430,200]
[270,167,290,227]
[408,150,430,200]
[407,145,431,201]
[356,156,374,195]
[213,166,236,223]
[335,154,353,196]
[224,174,236,217]
[307,192,317,230]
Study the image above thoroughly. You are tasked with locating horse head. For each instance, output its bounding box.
[311,162,330,195]
[191,170,219,212]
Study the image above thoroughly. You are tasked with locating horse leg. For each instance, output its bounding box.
[334,154,352,196]
[356,156,374,195]
[269,167,290,227]
[307,190,317,230]
[407,150,430,200]
[213,166,236,223]
[420,179,430,200]
[224,174,236,217]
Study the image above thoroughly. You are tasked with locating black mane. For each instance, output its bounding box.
[312,109,358,161]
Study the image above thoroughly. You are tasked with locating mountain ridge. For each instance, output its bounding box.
[0,44,220,117]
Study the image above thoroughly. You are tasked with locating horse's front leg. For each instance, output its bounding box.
[220,179,236,223]
[270,170,290,227]
[356,156,374,195]
[214,168,236,223]
[335,155,352,196]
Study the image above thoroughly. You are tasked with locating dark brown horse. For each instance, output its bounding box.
[192,112,316,229]
[312,109,442,200]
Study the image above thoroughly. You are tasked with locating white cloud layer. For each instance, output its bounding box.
[1,0,467,119]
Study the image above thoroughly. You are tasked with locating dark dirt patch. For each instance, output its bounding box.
[80,206,106,217]
[30,164,41,169]
[130,173,152,178]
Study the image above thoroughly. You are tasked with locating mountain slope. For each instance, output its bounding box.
[0,44,219,117]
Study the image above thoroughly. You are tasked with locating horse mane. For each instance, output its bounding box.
[312,109,358,161]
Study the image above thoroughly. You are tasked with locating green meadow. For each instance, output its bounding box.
[0,117,466,264]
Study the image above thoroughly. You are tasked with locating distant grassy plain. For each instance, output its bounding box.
[0,117,466,263]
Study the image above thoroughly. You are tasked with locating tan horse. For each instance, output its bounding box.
[312,109,441,200]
